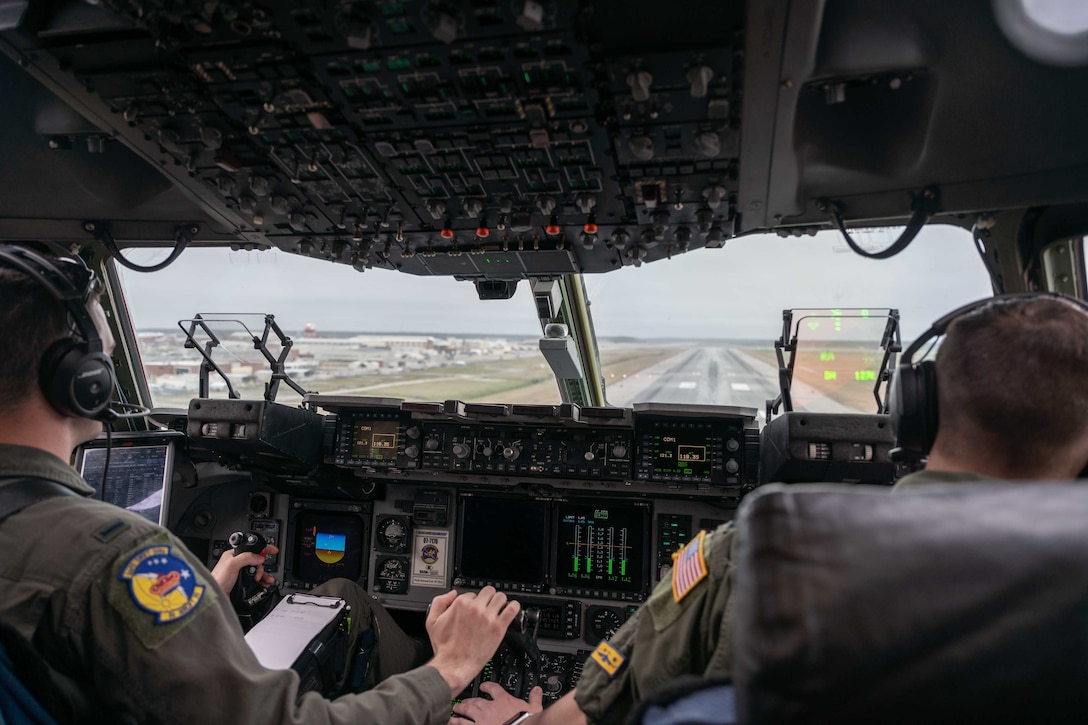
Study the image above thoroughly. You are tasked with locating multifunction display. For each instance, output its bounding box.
[80,444,172,525]
[553,502,649,600]
[352,420,399,462]
[293,511,365,585]
[456,496,549,593]
[636,418,746,485]
[331,410,416,469]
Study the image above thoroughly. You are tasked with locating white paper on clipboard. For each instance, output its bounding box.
[244,593,345,670]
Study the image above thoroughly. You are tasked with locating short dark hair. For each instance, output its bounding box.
[0,257,78,411]
[936,296,1088,462]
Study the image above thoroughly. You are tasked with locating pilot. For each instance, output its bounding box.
[452,294,1088,725]
[891,294,1088,487]
[0,245,520,724]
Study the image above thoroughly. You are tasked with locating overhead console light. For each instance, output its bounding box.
[993,0,1088,67]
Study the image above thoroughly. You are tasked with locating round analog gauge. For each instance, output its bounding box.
[376,515,409,553]
[375,556,409,594]
[586,606,624,644]
[540,652,573,674]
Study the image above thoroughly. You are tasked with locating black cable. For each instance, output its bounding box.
[94,225,192,273]
[826,203,932,259]
[104,366,153,421]
[820,187,940,260]
[101,420,113,494]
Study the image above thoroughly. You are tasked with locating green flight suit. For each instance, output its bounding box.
[0,443,450,724]
[574,523,735,725]
[573,469,993,723]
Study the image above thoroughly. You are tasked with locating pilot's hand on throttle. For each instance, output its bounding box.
[210,544,279,593]
[450,683,543,725]
[426,586,521,696]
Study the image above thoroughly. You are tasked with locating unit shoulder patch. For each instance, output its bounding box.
[105,535,215,649]
[589,640,626,678]
[671,530,709,603]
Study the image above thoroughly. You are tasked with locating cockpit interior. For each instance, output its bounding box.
[2,0,1088,711]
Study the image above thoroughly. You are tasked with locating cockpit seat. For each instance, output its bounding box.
[732,482,1088,725]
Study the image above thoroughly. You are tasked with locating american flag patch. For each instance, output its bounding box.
[671,530,709,602]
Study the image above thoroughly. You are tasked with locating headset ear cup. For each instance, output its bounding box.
[888,362,912,449]
[889,360,939,456]
[39,338,114,419]
[40,338,79,416]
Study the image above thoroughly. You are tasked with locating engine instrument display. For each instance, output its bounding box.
[553,501,649,601]
[456,496,549,592]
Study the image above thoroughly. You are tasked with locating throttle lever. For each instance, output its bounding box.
[503,607,542,690]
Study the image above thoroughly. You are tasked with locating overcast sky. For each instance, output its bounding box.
[117,223,993,343]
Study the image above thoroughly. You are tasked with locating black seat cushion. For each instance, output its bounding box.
[732,482,1088,725]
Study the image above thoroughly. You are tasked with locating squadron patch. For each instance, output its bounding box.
[589,640,626,678]
[671,530,709,603]
[118,544,206,624]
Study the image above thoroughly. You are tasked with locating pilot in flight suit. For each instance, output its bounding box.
[567,473,1003,724]
[566,470,989,724]
[0,245,519,725]
[0,443,454,724]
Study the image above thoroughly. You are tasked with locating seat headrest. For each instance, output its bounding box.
[733,482,1088,725]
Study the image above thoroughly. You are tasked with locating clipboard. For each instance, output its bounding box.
[244,593,347,671]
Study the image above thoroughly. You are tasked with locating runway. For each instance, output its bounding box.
[604,346,858,419]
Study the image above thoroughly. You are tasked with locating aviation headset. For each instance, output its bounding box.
[0,245,116,420]
[887,291,1088,457]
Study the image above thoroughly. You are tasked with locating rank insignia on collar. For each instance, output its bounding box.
[119,544,206,624]
[671,530,709,603]
[589,640,626,678]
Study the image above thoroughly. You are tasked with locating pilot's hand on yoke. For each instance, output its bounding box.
[426,586,521,697]
[450,681,543,725]
[210,544,279,593]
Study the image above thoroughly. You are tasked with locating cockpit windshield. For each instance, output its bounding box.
[119,223,992,412]
[589,224,992,413]
[120,248,558,408]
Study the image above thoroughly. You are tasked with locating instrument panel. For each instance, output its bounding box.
[172,395,754,702]
[170,398,905,701]
[324,397,755,490]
